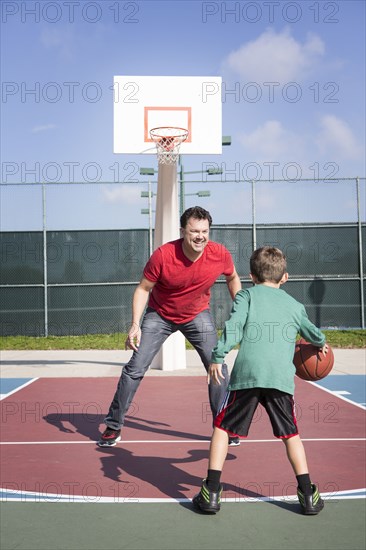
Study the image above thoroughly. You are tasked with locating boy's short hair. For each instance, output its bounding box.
[180,206,212,229]
[250,246,287,283]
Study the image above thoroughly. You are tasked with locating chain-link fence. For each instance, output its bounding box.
[1,178,365,336]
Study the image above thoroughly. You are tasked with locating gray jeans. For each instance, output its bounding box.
[104,308,229,430]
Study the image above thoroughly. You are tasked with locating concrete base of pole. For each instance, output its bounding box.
[150,331,187,370]
[152,161,187,371]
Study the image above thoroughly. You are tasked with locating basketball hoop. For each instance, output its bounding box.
[150,127,189,165]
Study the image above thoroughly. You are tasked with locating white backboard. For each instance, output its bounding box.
[113,76,222,155]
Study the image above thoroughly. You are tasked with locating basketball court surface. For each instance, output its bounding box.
[1,349,365,549]
[1,73,365,549]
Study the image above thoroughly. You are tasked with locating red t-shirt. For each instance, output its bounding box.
[143,239,235,323]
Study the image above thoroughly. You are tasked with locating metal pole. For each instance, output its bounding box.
[148,180,153,257]
[152,161,186,370]
[42,181,49,337]
[356,177,365,328]
[252,180,257,251]
[179,156,184,216]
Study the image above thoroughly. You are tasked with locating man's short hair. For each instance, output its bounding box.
[180,206,212,229]
[250,246,287,283]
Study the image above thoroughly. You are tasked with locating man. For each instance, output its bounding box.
[98,206,241,447]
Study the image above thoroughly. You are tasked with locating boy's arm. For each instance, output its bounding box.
[211,291,248,362]
[208,290,249,385]
[298,306,326,347]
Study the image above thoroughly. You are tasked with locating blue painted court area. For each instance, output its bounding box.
[0,379,34,400]
[314,375,366,408]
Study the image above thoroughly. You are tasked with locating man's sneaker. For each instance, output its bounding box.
[97,428,121,447]
[297,484,324,515]
[228,436,240,446]
[192,480,222,513]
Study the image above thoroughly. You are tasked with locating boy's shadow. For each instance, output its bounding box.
[97,446,239,500]
[43,414,301,513]
[96,446,270,504]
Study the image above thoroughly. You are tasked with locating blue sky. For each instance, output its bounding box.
[1,0,365,230]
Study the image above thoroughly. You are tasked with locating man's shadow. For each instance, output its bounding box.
[42,411,212,441]
[308,276,326,327]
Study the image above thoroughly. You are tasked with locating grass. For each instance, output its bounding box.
[0,330,365,350]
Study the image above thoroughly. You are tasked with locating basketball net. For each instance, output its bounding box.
[150,127,189,165]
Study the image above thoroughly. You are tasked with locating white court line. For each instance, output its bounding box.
[1,437,365,445]
[309,380,366,410]
[0,378,38,401]
[1,488,365,503]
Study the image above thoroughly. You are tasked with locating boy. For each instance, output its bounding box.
[193,246,328,515]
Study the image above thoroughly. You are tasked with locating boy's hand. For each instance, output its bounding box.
[320,343,329,355]
[208,363,226,385]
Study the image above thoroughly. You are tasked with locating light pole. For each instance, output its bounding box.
[140,137,230,215]
[141,188,211,254]
[140,180,153,256]
[177,164,221,215]
[178,136,230,215]
[140,167,220,217]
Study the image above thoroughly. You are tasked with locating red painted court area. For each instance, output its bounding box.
[1,377,365,502]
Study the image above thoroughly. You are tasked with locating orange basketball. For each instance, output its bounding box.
[293,338,334,381]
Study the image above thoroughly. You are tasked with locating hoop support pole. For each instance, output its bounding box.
[150,162,187,371]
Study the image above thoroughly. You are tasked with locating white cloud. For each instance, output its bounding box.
[31,124,56,133]
[40,24,107,60]
[40,27,75,60]
[238,116,364,178]
[224,28,325,82]
[102,186,142,205]
[239,120,304,160]
[315,115,363,160]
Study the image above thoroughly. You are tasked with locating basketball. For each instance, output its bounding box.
[293,338,334,381]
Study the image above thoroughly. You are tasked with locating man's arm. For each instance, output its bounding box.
[225,268,241,300]
[126,276,156,351]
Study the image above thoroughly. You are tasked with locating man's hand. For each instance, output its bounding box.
[208,363,226,385]
[125,323,141,351]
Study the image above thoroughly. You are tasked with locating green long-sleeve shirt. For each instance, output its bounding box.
[211,285,326,395]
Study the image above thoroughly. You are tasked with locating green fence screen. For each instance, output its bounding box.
[1,224,365,336]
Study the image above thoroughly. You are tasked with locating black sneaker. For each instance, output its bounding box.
[297,484,324,515]
[97,427,121,447]
[228,436,240,446]
[192,480,222,513]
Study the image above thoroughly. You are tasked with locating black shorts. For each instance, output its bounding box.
[214,388,299,439]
